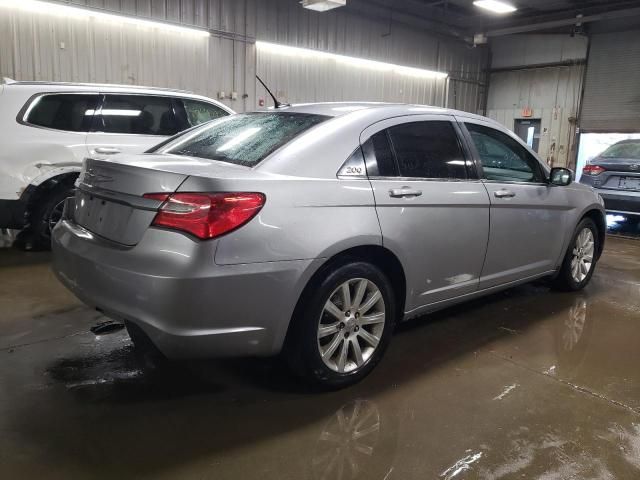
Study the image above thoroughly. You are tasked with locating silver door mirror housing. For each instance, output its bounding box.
[550,167,573,186]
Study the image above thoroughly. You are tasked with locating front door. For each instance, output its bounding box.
[460,118,570,289]
[362,115,490,311]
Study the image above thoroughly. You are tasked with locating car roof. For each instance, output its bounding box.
[272,101,492,123]
[3,80,232,110]
[5,80,193,94]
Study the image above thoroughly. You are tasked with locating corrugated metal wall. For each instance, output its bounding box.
[0,0,485,113]
[486,35,587,168]
[255,44,449,107]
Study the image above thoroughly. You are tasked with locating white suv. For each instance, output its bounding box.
[0,79,233,248]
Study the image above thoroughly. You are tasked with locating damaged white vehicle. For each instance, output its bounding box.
[0,78,232,248]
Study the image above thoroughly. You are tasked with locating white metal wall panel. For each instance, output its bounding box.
[581,31,640,132]
[0,0,484,113]
[256,45,448,106]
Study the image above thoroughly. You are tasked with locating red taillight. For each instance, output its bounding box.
[143,192,265,239]
[582,164,605,176]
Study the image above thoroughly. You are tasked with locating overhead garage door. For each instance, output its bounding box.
[580,31,640,132]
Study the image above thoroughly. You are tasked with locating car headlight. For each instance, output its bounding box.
[597,194,605,206]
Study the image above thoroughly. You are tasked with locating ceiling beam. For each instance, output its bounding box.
[484,6,640,36]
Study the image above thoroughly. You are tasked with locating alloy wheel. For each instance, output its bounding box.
[317,278,386,373]
[570,228,595,283]
[48,199,67,234]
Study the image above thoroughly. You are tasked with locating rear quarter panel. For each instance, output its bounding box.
[177,175,382,265]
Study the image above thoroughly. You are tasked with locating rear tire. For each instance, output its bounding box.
[20,185,75,251]
[285,261,397,390]
[552,218,599,291]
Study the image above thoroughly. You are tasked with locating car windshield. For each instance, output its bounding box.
[600,141,640,160]
[153,112,329,167]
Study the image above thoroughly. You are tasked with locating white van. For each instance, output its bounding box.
[0,79,233,248]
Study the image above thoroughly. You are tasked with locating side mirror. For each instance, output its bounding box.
[550,167,573,186]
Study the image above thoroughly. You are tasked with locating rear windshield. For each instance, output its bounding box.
[601,142,640,160]
[154,112,329,167]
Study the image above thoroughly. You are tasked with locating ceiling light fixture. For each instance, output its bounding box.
[256,41,448,79]
[301,0,347,12]
[473,0,517,14]
[0,0,211,36]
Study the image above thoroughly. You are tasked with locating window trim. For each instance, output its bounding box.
[16,92,101,134]
[362,118,478,182]
[459,119,550,186]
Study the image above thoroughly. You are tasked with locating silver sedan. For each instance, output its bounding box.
[52,103,606,389]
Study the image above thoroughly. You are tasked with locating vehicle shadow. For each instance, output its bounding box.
[10,282,596,478]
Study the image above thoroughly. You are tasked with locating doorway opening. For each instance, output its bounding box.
[515,119,541,152]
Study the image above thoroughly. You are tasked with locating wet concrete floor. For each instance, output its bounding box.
[1,235,640,479]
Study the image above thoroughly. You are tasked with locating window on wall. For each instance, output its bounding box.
[387,121,467,179]
[95,95,180,136]
[466,123,545,183]
[25,94,99,132]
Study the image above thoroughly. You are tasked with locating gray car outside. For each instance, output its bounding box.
[579,139,640,225]
[52,103,606,388]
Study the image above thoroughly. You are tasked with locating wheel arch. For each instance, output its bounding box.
[281,245,407,352]
[580,208,606,260]
[22,171,79,223]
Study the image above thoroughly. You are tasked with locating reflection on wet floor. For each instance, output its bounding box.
[1,236,640,479]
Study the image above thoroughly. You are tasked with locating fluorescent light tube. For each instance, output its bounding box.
[473,0,517,14]
[256,41,448,79]
[0,0,210,36]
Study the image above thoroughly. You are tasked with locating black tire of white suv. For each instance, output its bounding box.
[18,184,75,250]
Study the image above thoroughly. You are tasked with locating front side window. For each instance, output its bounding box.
[386,121,467,179]
[95,95,179,136]
[156,112,328,167]
[24,94,99,132]
[466,123,544,183]
[182,99,228,127]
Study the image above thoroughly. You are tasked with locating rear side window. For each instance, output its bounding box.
[24,94,99,132]
[600,141,640,160]
[158,112,328,167]
[465,123,544,183]
[182,99,228,126]
[387,121,467,179]
[95,95,179,136]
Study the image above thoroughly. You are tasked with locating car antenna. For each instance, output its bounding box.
[256,75,289,109]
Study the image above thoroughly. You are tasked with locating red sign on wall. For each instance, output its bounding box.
[521,107,533,118]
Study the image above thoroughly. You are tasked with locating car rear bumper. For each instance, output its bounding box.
[596,188,640,216]
[51,219,318,359]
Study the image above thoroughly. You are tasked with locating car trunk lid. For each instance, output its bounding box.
[73,157,190,245]
[591,158,640,191]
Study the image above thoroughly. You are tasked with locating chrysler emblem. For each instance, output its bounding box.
[84,168,113,184]
[631,164,639,171]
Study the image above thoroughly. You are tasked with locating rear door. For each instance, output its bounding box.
[459,118,570,288]
[86,94,185,158]
[362,115,490,310]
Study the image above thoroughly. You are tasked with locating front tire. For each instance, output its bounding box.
[552,218,599,291]
[286,261,397,390]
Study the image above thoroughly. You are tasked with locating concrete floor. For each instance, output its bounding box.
[1,235,640,480]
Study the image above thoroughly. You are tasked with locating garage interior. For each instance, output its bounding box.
[2,0,640,478]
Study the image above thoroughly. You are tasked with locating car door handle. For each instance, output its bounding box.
[93,147,121,155]
[494,189,516,198]
[389,187,423,198]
